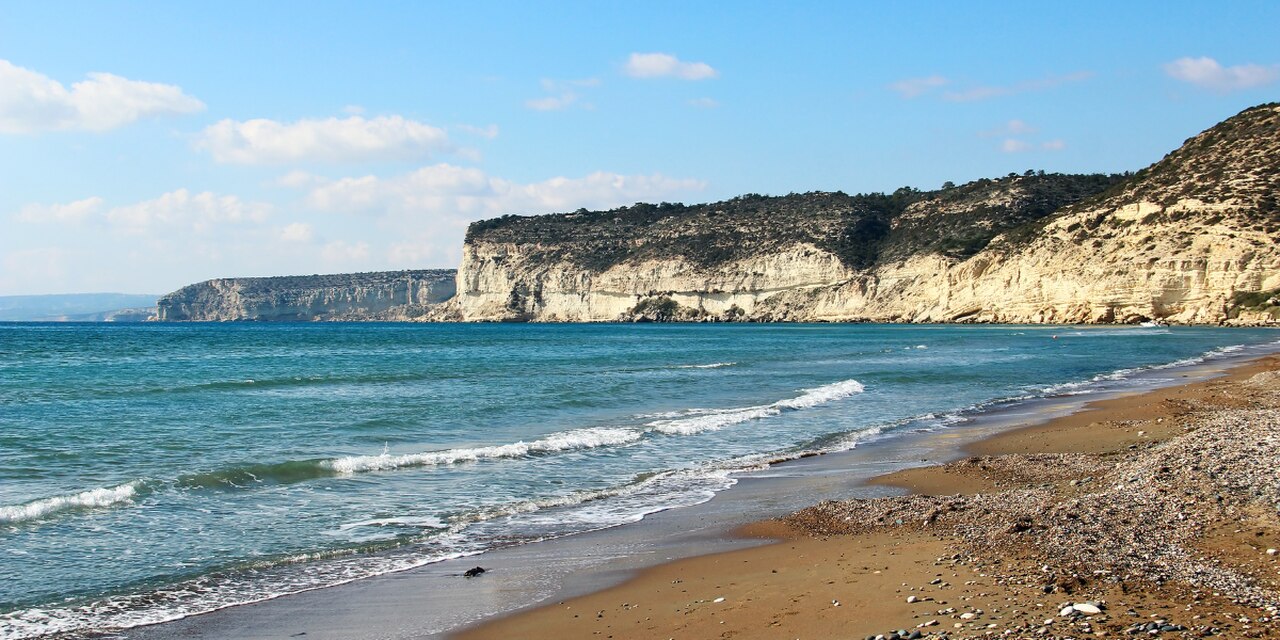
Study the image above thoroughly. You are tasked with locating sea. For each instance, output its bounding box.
[1,322,1277,639]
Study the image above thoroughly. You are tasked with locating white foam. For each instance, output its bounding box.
[775,379,865,409]
[674,362,736,369]
[649,406,778,435]
[324,427,641,474]
[1040,343,1249,396]
[647,379,865,435]
[337,516,448,531]
[0,482,141,525]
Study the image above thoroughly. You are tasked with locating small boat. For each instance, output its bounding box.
[1139,319,1167,328]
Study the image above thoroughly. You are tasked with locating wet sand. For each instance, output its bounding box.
[458,356,1280,639]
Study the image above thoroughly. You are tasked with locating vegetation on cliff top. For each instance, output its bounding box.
[161,270,455,301]
[466,173,1122,272]
[468,103,1279,273]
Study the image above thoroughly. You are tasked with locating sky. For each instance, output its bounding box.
[1,1,1278,296]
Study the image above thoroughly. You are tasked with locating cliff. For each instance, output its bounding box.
[156,270,456,321]
[455,103,1280,325]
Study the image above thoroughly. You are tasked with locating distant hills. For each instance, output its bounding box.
[0,293,158,322]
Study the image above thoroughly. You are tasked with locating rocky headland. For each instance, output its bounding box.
[156,270,456,321]
[453,103,1280,325]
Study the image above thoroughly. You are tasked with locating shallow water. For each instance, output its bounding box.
[1,322,1275,638]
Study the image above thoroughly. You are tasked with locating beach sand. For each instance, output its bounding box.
[457,356,1280,639]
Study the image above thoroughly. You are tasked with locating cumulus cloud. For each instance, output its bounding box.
[0,59,204,134]
[196,115,453,164]
[888,75,949,98]
[279,222,314,243]
[624,53,718,80]
[16,197,104,223]
[105,189,270,232]
[16,189,271,233]
[1164,56,1280,92]
[298,163,706,220]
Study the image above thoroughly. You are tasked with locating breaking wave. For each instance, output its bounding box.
[647,379,865,435]
[0,482,143,525]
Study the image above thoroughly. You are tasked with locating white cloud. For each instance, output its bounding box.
[105,189,271,232]
[18,190,271,234]
[525,93,578,111]
[457,123,499,139]
[196,115,453,164]
[688,97,720,108]
[279,222,314,243]
[0,59,204,134]
[16,197,104,223]
[624,53,718,80]
[1041,139,1066,151]
[1001,138,1032,153]
[275,170,323,188]
[888,75,949,98]
[298,163,706,220]
[992,119,1037,136]
[941,71,1093,102]
[525,78,599,111]
[1164,56,1280,92]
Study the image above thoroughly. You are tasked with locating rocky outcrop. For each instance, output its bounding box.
[455,103,1280,325]
[156,270,456,321]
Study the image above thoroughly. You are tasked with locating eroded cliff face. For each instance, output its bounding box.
[157,270,456,321]
[456,104,1280,325]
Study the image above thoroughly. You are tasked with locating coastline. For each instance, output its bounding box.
[456,354,1280,639]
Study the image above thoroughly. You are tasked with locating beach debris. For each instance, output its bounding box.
[463,566,486,578]
[712,596,725,603]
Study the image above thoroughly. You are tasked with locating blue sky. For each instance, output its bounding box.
[1,1,1277,295]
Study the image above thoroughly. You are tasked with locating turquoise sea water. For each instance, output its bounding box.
[1,322,1276,638]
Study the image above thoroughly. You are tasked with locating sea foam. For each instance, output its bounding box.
[324,427,641,474]
[0,482,141,525]
[648,379,865,435]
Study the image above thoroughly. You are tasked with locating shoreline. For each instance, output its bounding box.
[102,339,1280,640]
[457,354,1280,639]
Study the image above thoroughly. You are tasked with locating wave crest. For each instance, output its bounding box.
[648,379,865,435]
[325,427,641,474]
[0,482,142,525]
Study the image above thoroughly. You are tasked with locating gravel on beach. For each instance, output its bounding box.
[785,370,1280,639]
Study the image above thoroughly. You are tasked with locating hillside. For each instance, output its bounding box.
[454,103,1280,324]
[156,270,456,321]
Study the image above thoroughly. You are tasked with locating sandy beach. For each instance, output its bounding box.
[457,356,1280,639]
